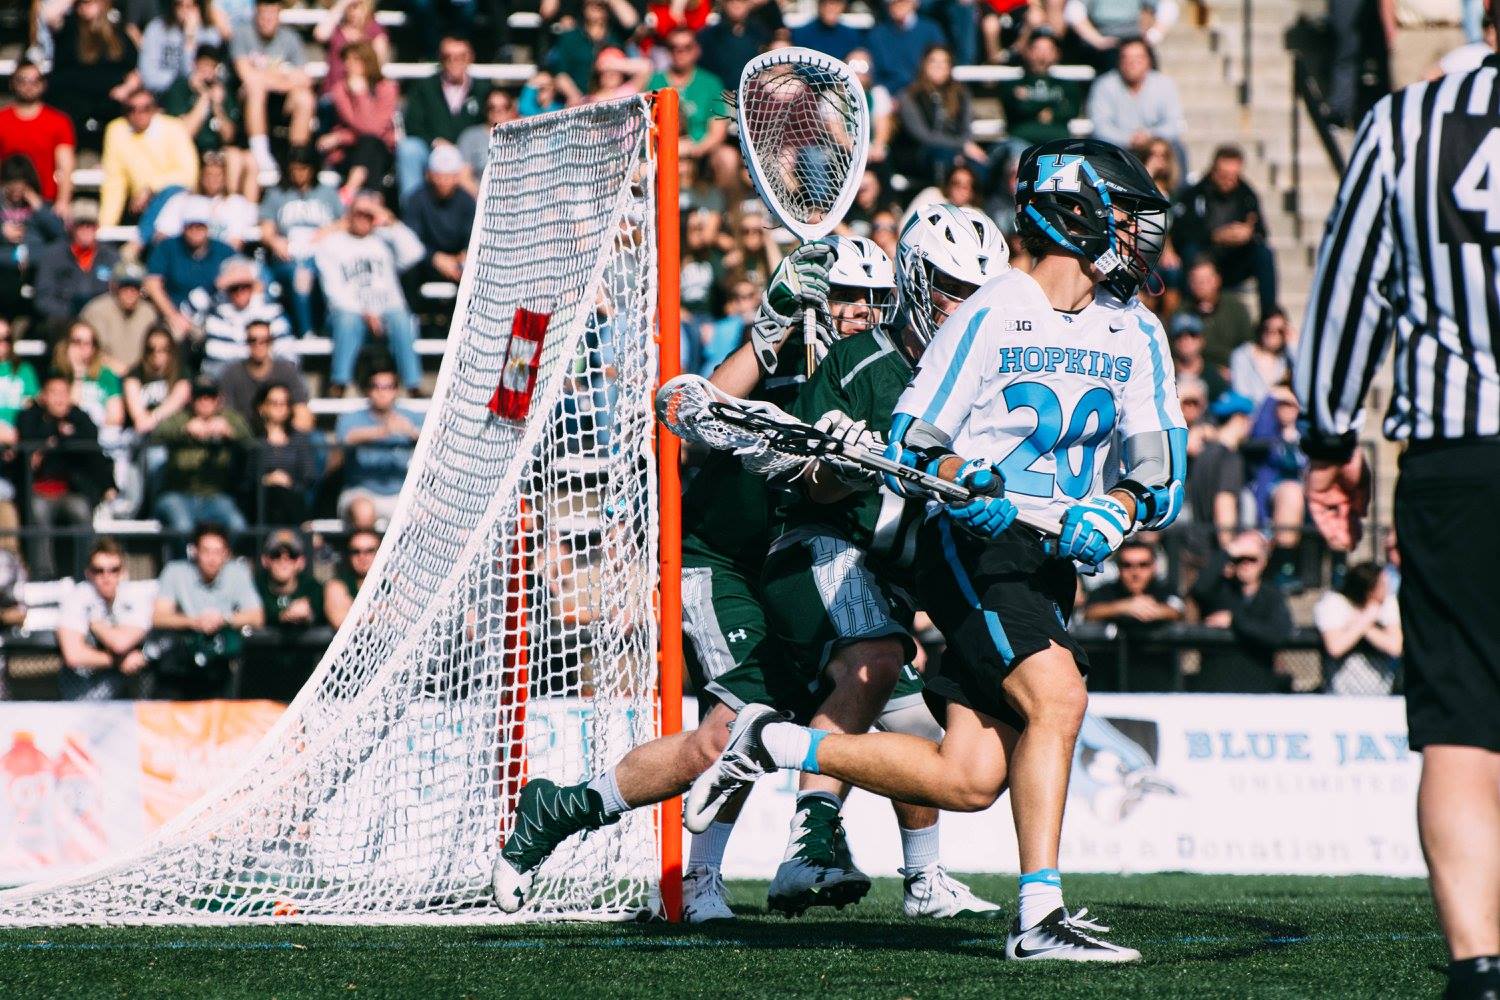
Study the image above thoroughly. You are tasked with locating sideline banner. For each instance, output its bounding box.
[706,694,1425,879]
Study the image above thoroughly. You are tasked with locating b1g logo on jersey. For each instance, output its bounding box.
[1033,154,1086,194]
[997,345,1134,382]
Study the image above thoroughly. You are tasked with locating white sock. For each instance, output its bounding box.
[761,721,820,770]
[250,134,272,161]
[687,819,736,871]
[1018,868,1064,929]
[899,822,940,871]
[586,770,629,820]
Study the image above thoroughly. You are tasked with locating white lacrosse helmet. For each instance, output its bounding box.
[818,234,897,342]
[896,203,1009,346]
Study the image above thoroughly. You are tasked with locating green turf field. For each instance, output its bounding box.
[0,874,1443,999]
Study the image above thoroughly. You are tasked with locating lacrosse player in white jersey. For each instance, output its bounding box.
[687,138,1187,962]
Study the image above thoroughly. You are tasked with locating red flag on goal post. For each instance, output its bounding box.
[489,307,552,421]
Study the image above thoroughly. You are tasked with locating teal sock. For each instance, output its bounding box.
[1018,868,1063,929]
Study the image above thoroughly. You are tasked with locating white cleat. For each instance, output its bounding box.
[491,855,533,915]
[1004,907,1142,962]
[683,704,781,833]
[900,864,1004,919]
[681,866,735,923]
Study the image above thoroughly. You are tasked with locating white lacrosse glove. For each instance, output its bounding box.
[1046,494,1133,567]
[752,243,834,374]
[813,409,882,487]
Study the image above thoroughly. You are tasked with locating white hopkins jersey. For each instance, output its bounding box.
[894,268,1185,527]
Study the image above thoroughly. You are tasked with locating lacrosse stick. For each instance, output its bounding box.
[656,375,1062,537]
[736,47,869,374]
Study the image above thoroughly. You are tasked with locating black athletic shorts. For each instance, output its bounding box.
[914,513,1087,731]
[1395,440,1500,752]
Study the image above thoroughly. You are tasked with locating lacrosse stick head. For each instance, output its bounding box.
[736,47,869,242]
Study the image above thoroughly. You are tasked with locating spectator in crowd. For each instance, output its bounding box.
[34,202,119,337]
[1229,308,1292,407]
[56,538,151,699]
[0,319,37,537]
[79,262,160,374]
[247,526,323,699]
[867,0,947,94]
[396,35,490,201]
[149,521,263,699]
[53,320,126,431]
[313,190,425,396]
[98,89,200,230]
[1190,530,1293,693]
[697,276,761,377]
[0,156,65,321]
[896,45,987,188]
[404,145,477,293]
[1065,0,1178,68]
[1244,385,1307,589]
[333,364,422,525]
[249,382,317,527]
[54,540,140,694]
[198,255,294,378]
[646,29,729,172]
[0,61,77,210]
[519,70,567,117]
[138,0,221,96]
[1315,560,1402,695]
[313,0,391,98]
[324,527,379,628]
[232,0,316,181]
[1386,0,1464,89]
[43,0,143,152]
[1169,319,1228,402]
[870,208,901,260]
[1085,38,1186,154]
[151,150,258,249]
[548,0,627,95]
[793,0,866,59]
[1083,538,1185,690]
[217,319,313,432]
[159,45,252,197]
[999,28,1083,155]
[320,40,399,201]
[1179,377,1248,555]
[644,0,714,48]
[1174,258,1252,374]
[1172,145,1278,317]
[151,377,251,539]
[1133,134,1183,312]
[583,46,653,104]
[845,48,896,172]
[697,0,771,87]
[457,89,518,190]
[903,162,981,225]
[17,372,114,580]
[124,327,191,439]
[259,145,344,337]
[720,207,782,293]
[845,169,887,236]
[144,195,236,337]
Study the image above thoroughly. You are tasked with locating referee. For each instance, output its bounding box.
[1295,15,1500,999]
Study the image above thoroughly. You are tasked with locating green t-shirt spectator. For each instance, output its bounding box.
[647,68,726,143]
[1000,73,1082,147]
[160,77,245,154]
[74,370,123,429]
[0,361,39,428]
[256,570,326,628]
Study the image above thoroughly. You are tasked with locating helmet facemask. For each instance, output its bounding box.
[822,282,897,341]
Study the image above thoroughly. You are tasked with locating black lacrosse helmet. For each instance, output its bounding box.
[1015,138,1171,300]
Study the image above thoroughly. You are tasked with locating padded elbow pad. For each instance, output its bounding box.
[1120,428,1187,530]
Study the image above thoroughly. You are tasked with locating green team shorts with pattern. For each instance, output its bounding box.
[682,553,825,723]
[759,528,926,713]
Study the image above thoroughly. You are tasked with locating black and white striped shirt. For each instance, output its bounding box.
[1296,53,1500,459]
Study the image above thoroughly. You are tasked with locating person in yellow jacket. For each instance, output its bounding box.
[98,92,198,229]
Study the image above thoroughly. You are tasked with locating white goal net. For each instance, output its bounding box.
[0,95,670,925]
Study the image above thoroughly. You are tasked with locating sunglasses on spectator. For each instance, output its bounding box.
[1180,397,1205,407]
[368,380,399,390]
[1230,554,1263,565]
[872,222,898,233]
[348,546,378,556]
[246,334,272,345]
[69,336,95,347]
[226,282,253,294]
[266,546,301,560]
[1119,559,1153,570]
[88,563,122,575]
[667,42,697,53]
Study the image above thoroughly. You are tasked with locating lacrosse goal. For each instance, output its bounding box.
[0,92,684,925]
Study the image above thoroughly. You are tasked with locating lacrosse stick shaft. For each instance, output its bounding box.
[804,307,816,374]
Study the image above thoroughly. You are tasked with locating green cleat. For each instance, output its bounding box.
[492,778,616,913]
[766,795,871,917]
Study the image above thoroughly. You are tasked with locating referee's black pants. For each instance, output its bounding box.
[1395,440,1500,753]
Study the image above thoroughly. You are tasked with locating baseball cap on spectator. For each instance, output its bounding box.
[427,144,464,175]
[179,195,213,227]
[1209,390,1255,422]
[286,145,319,169]
[1030,24,1059,41]
[191,376,221,399]
[216,255,257,290]
[262,529,305,559]
[111,261,146,286]
[594,46,629,73]
[1169,311,1205,339]
[70,201,100,226]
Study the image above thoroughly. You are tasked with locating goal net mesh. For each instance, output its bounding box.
[0,96,664,925]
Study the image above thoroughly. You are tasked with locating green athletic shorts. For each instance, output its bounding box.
[760,528,926,713]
